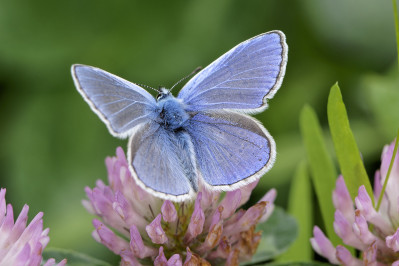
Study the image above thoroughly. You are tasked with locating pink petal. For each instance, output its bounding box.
[146,214,167,244]
[154,246,168,265]
[207,236,231,260]
[223,201,266,236]
[373,170,383,201]
[363,242,377,265]
[352,211,375,245]
[92,219,129,254]
[336,245,362,266]
[310,226,339,264]
[332,176,354,223]
[379,140,399,223]
[167,254,182,266]
[355,186,393,236]
[91,187,113,217]
[386,228,399,252]
[258,189,277,223]
[333,210,363,250]
[183,247,209,265]
[113,191,129,220]
[209,206,222,231]
[0,188,6,223]
[161,200,177,223]
[14,243,31,265]
[81,199,95,214]
[380,140,398,180]
[238,180,259,207]
[226,248,239,266]
[218,190,241,219]
[120,252,141,266]
[197,217,223,253]
[56,259,68,266]
[199,186,218,210]
[130,225,157,258]
[0,204,15,247]
[43,258,56,266]
[258,188,277,204]
[184,193,204,244]
[8,205,30,243]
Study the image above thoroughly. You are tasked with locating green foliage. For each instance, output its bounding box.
[277,161,312,262]
[327,83,373,203]
[243,207,298,265]
[363,72,399,141]
[299,105,340,246]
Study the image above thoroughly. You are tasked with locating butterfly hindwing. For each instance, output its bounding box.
[185,111,275,190]
[178,31,287,113]
[128,122,197,201]
[72,64,157,138]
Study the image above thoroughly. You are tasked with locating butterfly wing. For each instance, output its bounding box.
[178,31,287,113]
[71,64,157,138]
[128,122,198,201]
[184,111,275,189]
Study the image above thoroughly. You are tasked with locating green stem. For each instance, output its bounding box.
[376,129,399,211]
[393,0,399,71]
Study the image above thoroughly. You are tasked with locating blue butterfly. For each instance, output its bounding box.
[71,31,288,202]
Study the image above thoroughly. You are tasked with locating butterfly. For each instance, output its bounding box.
[71,30,288,202]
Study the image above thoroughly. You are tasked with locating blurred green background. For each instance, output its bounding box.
[0,0,398,263]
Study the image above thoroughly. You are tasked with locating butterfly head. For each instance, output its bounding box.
[156,87,171,102]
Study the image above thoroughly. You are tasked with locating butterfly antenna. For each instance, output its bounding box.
[133,82,160,93]
[169,66,202,92]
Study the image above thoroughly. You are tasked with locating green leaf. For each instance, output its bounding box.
[277,161,313,262]
[363,72,399,141]
[242,206,298,265]
[42,248,112,266]
[299,105,340,246]
[327,83,373,203]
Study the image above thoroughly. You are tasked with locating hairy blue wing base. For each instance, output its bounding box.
[185,111,275,190]
[178,31,287,113]
[72,64,157,138]
[128,122,197,201]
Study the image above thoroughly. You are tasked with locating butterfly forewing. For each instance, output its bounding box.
[72,64,157,138]
[178,31,287,113]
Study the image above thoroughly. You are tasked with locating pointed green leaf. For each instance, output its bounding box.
[42,248,112,266]
[278,161,312,262]
[299,105,340,246]
[327,83,373,203]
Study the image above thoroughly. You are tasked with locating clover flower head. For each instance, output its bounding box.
[83,147,277,265]
[311,139,399,265]
[0,188,66,266]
